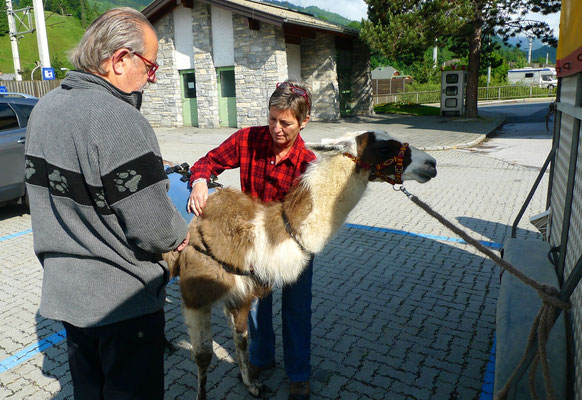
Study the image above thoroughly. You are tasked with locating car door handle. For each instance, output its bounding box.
[17,137,26,144]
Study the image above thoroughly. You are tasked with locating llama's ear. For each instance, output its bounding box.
[306,142,349,152]
[355,131,377,156]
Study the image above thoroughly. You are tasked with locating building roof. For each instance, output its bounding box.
[142,0,358,37]
[371,66,397,79]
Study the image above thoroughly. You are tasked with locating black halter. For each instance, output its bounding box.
[193,225,256,278]
[282,209,313,256]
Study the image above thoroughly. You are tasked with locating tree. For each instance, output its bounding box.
[0,4,9,37]
[360,0,559,117]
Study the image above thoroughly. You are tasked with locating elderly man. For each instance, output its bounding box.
[25,8,188,399]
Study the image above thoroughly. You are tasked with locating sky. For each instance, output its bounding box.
[287,1,561,38]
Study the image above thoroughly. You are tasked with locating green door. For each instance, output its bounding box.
[217,67,237,127]
[180,70,198,126]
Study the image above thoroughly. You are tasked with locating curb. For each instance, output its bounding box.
[419,115,505,151]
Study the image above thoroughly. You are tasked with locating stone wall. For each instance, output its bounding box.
[143,4,368,128]
[301,33,340,121]
[233,15,288,127]
[143,13,182,128]
[191,2,220,128]
[350,39,374,115]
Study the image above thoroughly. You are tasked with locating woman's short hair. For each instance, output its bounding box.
[269,80,312,123]
[69,7,154,75]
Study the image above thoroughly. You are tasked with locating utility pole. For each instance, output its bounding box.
[528,37,533,64]
[6,0,22,80]
[32,0,51,70]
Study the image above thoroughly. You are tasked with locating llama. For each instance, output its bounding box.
[163,130,437,399]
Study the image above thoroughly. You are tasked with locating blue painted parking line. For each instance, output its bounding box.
[479,336,496,400]
[0,330,66,374]
[0,277,180,374]
[0,229,32,243]
[344,223,502,249]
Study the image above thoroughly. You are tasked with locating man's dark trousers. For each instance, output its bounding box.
[63,310,166,400]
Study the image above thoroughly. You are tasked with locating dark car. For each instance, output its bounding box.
[0,94,38,206]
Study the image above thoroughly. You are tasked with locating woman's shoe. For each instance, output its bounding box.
[288,380,310,400]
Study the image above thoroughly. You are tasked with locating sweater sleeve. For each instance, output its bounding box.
[94,107,188,254]
[189,129,241,185]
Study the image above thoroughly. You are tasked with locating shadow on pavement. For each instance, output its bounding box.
[161,219,520,399]
[0,203,29,223]
[25,217,538,399]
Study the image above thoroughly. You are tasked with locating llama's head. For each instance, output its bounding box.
[308,130,437,184]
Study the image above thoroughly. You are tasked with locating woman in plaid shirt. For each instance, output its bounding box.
[187,81,315,400]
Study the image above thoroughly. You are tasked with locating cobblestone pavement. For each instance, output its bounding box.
[0,112,550,399]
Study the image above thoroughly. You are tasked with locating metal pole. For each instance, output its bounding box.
[32,0,51,70]
[31,63,40,80]
[6,0,22,81]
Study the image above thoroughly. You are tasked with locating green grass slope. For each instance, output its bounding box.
[90,0,151,12]
[0,11,84,76]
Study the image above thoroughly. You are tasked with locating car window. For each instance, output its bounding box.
[10,104,35,127]
[0,104,19,131]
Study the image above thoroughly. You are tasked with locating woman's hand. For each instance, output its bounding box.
[188,181,209,216]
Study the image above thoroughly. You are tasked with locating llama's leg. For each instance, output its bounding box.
[225,302,262,397]
[183,306,213,400]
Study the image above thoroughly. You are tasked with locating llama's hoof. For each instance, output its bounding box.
[163,337,177,354]
[248,382,267,398]
[196,391,207,400]
[236,375,269,398]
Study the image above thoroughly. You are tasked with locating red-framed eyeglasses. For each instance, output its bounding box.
[132,52,159,79]
[276,82,310,110]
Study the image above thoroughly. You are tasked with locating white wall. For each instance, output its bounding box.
[211,5,234,67]
[173,5,193,70]
[286,43,301,80]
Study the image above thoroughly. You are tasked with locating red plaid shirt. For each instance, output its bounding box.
[190,126,316,202]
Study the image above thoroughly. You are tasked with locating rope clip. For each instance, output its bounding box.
[397,185,415,199]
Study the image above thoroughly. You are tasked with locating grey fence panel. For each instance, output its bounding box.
[2,80,63,97]
[373,85,557,106]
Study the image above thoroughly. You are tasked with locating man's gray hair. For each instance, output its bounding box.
[69,7,154,75]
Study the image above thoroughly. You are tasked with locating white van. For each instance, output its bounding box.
[507,67,558,89]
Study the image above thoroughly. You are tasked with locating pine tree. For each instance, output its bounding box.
[0,4,9,37]
[360,0,559,117]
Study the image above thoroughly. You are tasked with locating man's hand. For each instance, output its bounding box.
[187,181,209,216]
[175,231,190,252]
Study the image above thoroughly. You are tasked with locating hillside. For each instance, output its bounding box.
[0,11,84,76]
[500,36,557,63]
[260,0,358,27]
[530,45,557,63]
[90,0,151,12]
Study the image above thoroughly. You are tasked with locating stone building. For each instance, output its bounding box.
[141,0,373,128]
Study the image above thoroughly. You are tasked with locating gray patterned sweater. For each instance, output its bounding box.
[25,71,188,327]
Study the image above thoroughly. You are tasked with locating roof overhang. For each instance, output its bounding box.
[142,0,359,38]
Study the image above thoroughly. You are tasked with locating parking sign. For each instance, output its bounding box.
[42,67,55,80]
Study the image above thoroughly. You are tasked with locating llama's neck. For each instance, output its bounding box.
[296,154,368,252]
